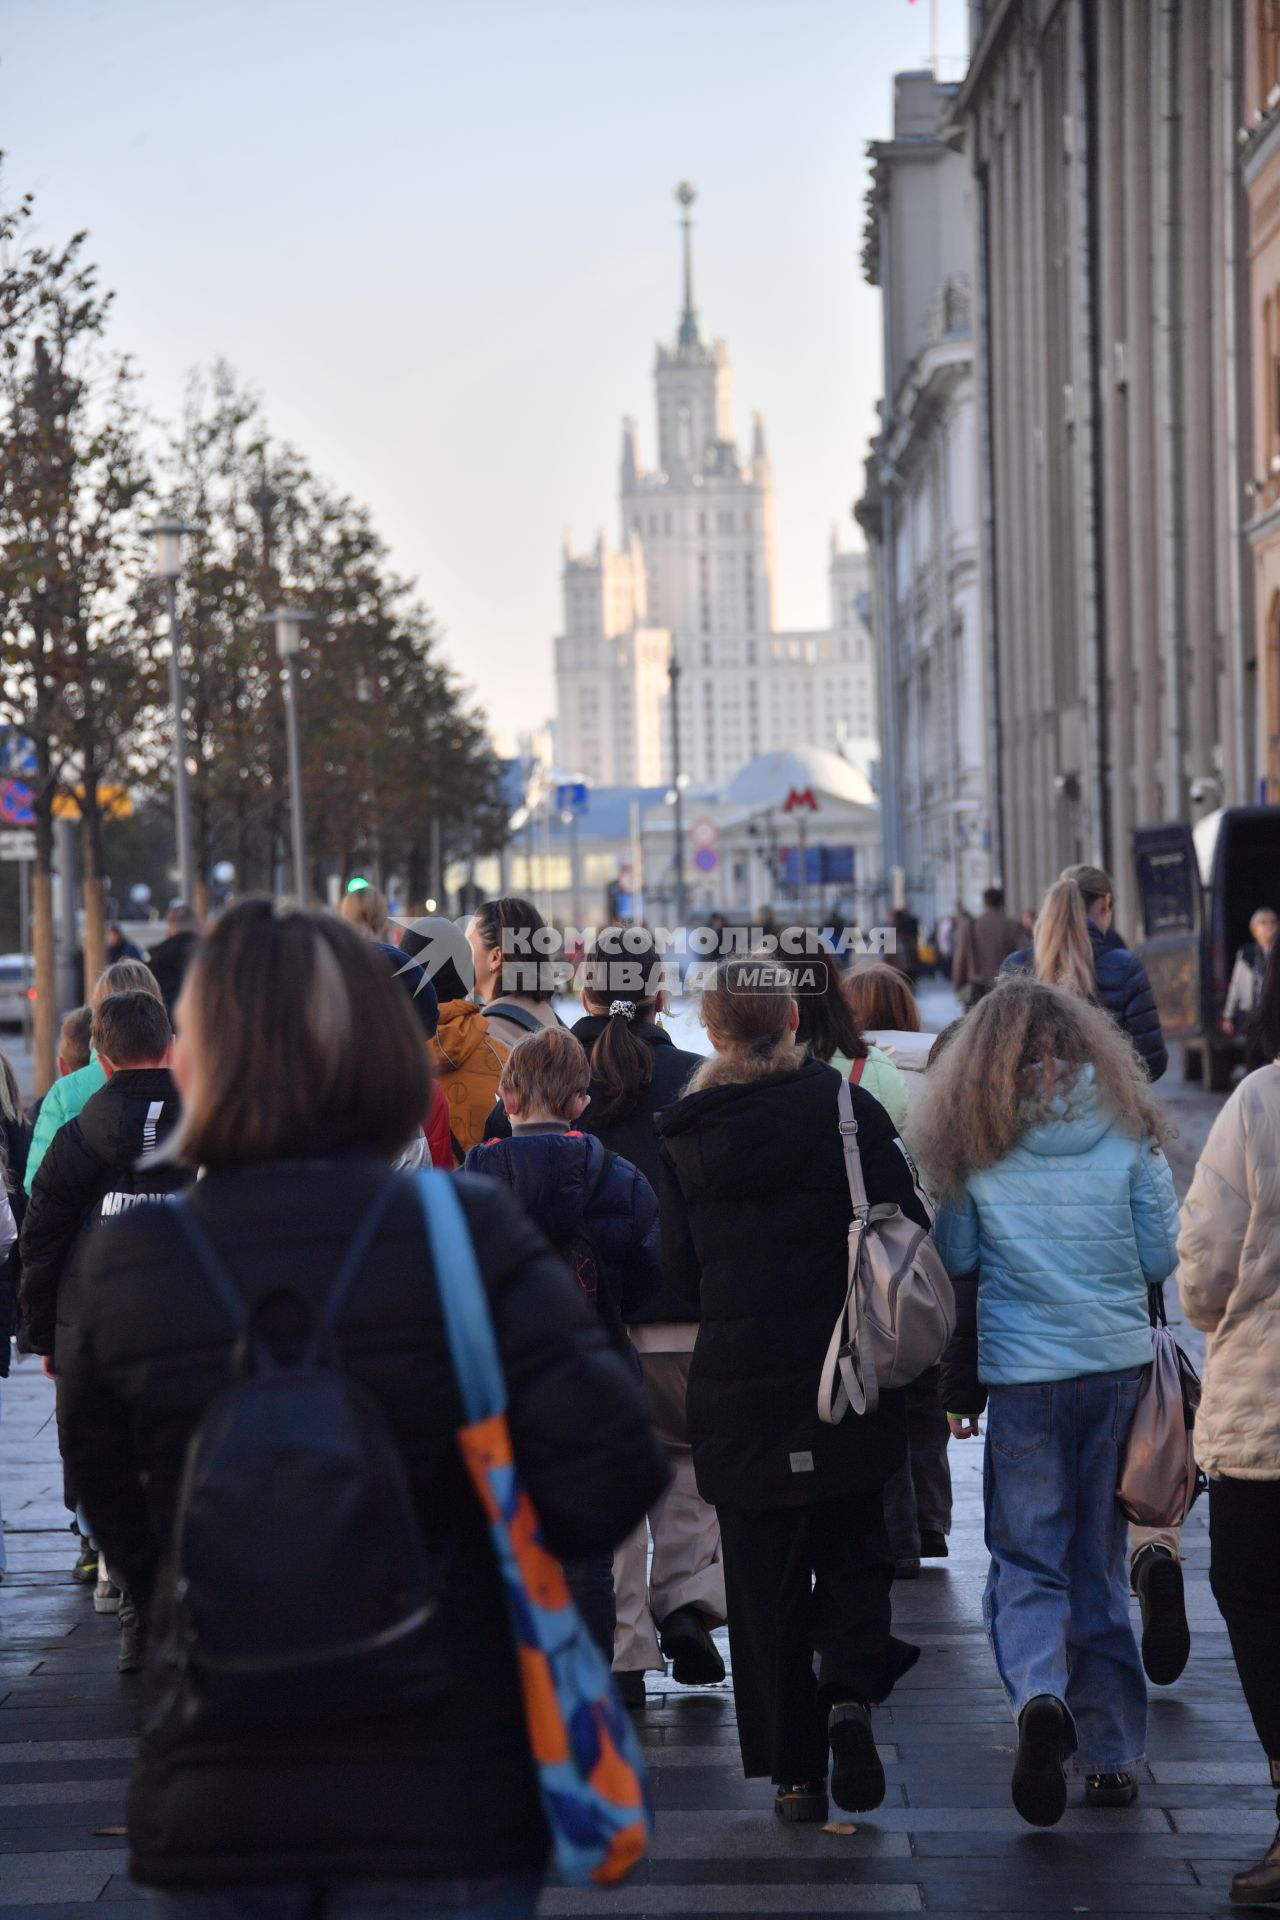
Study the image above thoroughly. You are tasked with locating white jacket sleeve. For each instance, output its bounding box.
[1223,952,1256,1023]
[0,1188,14,1258]
[1177,1097,1251,1334]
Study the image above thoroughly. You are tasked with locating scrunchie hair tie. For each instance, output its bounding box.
[608,1000,637,1021]
[748,1032,776,1059]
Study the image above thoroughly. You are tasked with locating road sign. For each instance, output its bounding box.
[693,846,718,874]
[51,784,133,820]
[0,829,36,861]
[690,817,718,849]
[0,780,35,827]
[0,731,37,779]
[555,782,588,814]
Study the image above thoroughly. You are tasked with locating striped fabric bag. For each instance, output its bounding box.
[412,1171,652,1886]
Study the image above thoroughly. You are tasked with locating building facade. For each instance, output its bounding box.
[555,186,877,794]
[960,0,1252,934]
[1244,0,1280,799]
[857,70,993,930]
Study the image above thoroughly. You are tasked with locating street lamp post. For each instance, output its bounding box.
[266,609,313,902]
[145,521,197,907]
[669,642,687,923]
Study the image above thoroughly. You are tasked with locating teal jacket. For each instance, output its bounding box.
[933,1067,1178,1386]
[24,1055,107,1194]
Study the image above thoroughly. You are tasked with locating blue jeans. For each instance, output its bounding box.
[982,1369,1147,1773]
[149,1877,542,1920]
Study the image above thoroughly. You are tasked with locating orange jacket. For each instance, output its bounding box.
[429,1000,509,1161]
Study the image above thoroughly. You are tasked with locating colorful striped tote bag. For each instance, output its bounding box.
[412,1170,652,1886]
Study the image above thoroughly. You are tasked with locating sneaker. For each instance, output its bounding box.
[1229,1824,1280,1905]
[658,1607,725,1687]
[774,1780,829,1824]
[918,1529,949,1559]
[828,1701,886,1812]
[614,1670,646,1710]
[1085,1771,1138,1807]
[1011,1694,1069,1828]
[117,1598,144,1675]
[72,1538,98,1584]
[1132,1545,1190,1687]
[94,1568,122,1616]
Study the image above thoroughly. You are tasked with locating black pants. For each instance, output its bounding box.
[1209,1476,1280,1762]
[717,1490,918,1785]
[883,1368,953,1558]
[565,1551,616,1664]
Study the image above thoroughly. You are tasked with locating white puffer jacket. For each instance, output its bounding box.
[1176,1063,1280,1480]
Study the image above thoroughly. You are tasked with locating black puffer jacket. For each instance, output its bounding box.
[145,930,201,1021]
[0,1114,31,1377]
[56,1161,666,1892]
[1003,922,1167,1080]
[656,1055,931,1510]
[19,1068,188,1362]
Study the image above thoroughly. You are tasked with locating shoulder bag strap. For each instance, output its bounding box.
[481,1001,543,1036]
[818,1080,873,1424]
[170,1198,251,1335]
[849,1054,866,1086]
[411,1169,506,1427]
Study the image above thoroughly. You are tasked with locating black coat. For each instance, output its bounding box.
[145,930,200,1020]
[656,1054,931,1511]
[1003,922,1168,1080]
[0,1114,31,1377]
[56,1161,667,1892]
[19,1069,188,1362]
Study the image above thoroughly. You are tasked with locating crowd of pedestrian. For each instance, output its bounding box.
[0,869,1275,1915]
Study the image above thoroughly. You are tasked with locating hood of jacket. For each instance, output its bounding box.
[1016,1065,1114,1157]
[655,1053,836,1203]
[862,1030,935,1078]
[467,1130,607,1243]
[432,996,498,1071]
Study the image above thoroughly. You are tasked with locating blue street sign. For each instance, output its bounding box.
[0,780,36,827]
[0,731,37,779]
[555,782,588,814]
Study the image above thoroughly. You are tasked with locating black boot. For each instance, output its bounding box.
[658,1607,725,1686]
[613,1670,646,1710]
[1011,1695,1069,1828]
[774,1780,829,1824]
[1085,1770,1138,1807]
[828,1701,886,1812]
[1132,1544,1190,1687]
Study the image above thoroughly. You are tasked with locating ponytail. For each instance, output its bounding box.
[581,925,664,1127]
[1032,879,1096,1000]
[588,1010,655,1128]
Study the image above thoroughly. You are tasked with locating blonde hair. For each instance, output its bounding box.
[340,886,390,939]
[92,958,162,1010]
[1032,879,1096,999]
[908,977,1170,1200]
[1059,863,1112,910]
[499,1026,589,1118]
[690,951,800,1091]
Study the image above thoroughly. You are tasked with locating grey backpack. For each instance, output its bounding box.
[818,1079,956,1421]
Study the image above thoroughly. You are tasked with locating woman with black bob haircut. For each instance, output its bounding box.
[57,897,665,1920]
[572,927,725,1709]
[466,896,563,1052]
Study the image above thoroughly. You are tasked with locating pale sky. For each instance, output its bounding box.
[1,0,969,747]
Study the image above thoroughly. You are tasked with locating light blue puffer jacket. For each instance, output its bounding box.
[933,1067,1179,1386]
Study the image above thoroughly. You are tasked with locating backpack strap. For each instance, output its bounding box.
[411,1170,505,1427]
[481,1002,544,1037]
[836,1077,870,1218]
[171,1180,398,1340]
[818,1080,874,1425]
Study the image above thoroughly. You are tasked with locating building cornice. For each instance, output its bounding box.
[1243,108,1280,188]
[881,335,974,474]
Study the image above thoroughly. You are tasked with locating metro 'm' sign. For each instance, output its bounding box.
[783,787,819,813]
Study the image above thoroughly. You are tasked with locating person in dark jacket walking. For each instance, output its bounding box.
[572,927,725,1709]
[145,903,202,1023]
[466,1023,661,1661]
[20,991,190,1661]
[56,898,665,1919]
[0,1050,23,1584]
[1003,866,1168,1081]
[657,953,927,1826]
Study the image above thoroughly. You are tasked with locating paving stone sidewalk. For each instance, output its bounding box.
[0,1329,1269,1920]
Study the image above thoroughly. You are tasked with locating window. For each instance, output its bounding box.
[717,510,733,535]
[698,512,707,535]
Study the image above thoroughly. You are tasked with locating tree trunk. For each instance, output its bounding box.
[32,742,58,1096]
[80,791,107,996]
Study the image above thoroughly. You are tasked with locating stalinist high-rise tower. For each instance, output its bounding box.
[555,185,875,790]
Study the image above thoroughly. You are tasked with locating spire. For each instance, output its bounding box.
[676,181,702,350]
[752,411,768,466]
[621,415,638,489]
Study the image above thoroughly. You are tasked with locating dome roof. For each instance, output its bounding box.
[724,746,876,812]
